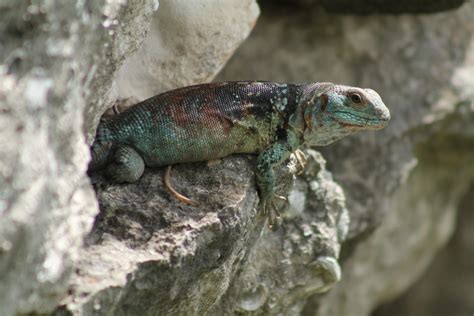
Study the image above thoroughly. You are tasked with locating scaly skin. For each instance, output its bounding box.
[89,81,390,219]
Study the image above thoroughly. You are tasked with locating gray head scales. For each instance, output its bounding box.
[301,83,390,146]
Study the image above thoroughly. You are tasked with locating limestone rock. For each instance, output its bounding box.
[374,182,474,316]
[0,1,158,315]
[114,0,260,101]
[83,0,160,142]
[58,151,348,315]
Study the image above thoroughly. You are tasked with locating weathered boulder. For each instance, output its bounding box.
[58,151,349,315]
[374,182,474,316]
[0,0,159,314]
[114,0,260,101]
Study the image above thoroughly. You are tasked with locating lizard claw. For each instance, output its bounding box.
[268,202,281,227]
[259,194,288,228]
[294,149,307,174]
[311,256,342,293]
[112,104,120,115]
[274,194,288,202]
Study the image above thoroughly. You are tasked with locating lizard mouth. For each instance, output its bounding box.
[340,121,386,129]
[330,111,388,129]
[340,120,387,129]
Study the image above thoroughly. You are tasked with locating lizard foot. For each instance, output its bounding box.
[310,256,342,293]
[164,165,198,206]
[294,149,307,174]
[259,194,289,228]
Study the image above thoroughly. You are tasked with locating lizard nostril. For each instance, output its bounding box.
[376,108,390,121]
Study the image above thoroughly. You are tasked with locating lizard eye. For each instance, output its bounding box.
[350,93,362,104]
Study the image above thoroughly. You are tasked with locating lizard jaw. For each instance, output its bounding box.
[338,120,388,130]
[330,112,389,130]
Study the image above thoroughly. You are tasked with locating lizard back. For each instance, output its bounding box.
[94,81,297,166]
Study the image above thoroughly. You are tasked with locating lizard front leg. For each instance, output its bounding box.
[256,141,293,226]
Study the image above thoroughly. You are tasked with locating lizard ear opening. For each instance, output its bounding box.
[320,94,328,112]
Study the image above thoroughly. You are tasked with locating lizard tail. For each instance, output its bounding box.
[88,141,112,173]
[88,122,114,173]
[164,166,198,206]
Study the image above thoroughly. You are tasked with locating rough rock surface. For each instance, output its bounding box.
[114,0,260,102]
[0,0,158,315]
[82,0,160,142]
[57,151,349,315]
[374,182,474,316]
[218,2,474,315]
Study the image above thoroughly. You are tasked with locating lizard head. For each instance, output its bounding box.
[301,84,390,146]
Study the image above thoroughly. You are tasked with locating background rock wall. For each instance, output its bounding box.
[114,0,259,101]
[374,182,474,316]
[1,0,473,315]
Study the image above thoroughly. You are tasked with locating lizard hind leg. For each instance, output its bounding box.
[104,144,145,183]
[164,166,198,206]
